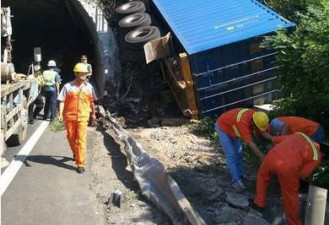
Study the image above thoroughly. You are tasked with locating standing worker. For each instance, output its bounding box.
[268,116,325,143]
[80,54,96,126]
[57,63,97,174]
[80,55,92,79]
[252,133,322,225]
[42,60,60,121]
[215,108,273,190]
[27,65,44,124]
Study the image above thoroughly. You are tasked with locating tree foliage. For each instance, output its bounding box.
[261,0,329,135]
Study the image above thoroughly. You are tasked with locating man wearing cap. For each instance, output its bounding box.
[215,108,273,190]
[268,116,325,143]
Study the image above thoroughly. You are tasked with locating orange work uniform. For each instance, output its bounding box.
[57,79,96,167]
[254,133,321,225]
[216,108,256,143]
[215,108,259,183]
[272,117,319,136]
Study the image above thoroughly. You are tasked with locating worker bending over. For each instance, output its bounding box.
[252,133,322,225]
[215,108,273,190]
[268,116,325,143]
[57,63,97,174]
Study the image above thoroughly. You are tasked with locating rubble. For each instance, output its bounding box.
[225,192,249,209]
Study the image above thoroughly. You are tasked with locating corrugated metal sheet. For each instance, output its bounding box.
[151,0,295,54]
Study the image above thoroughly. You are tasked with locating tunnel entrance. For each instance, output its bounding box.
[2,0,98,87]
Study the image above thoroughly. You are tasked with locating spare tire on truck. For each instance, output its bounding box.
[119,13,151,33]
[124,26,161,49]
[115,1,146,19]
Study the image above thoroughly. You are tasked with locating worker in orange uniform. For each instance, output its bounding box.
[57,63,97,174]
[268,116,325,143]
[215,108,273,190]
[252,133,322,225]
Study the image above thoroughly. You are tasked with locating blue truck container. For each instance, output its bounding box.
[151,0,295,118]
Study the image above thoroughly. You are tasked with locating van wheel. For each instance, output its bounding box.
[119,13,151,31]
[125,26,161,49]
[6,114,27,147]
[6,133,22,147]
[115,1,146,16]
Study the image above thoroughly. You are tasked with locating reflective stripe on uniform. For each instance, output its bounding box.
[43,70,57,86]
[232,108,249,138]
[297,132,318,161]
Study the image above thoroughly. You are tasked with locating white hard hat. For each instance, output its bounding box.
[47,60,56,67]
[34,65,41,71]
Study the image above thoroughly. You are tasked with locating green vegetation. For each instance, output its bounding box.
[261,0,329,135]
[50,117,65,132]
[194,117,218,143]
[260,0,329,187]
[194,161,227,174]
[125,190,138,204]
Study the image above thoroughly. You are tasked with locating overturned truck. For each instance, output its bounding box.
[114,0,295,119]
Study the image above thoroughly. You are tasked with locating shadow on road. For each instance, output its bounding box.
[100,129,139,191]
[18,155,76,171]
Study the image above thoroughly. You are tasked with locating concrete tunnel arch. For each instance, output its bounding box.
[2,0,119,98]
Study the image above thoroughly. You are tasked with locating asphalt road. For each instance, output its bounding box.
[1,120,104,225]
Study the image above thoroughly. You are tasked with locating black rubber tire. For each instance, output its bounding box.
[6,133,22,147]
[115,1,146,15]
[124,26,161,49]
[119,13,151,30]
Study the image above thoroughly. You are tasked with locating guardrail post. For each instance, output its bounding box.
[304,185,327,225]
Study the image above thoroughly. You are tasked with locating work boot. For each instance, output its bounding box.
[28,119,35,124]
[248,198,264,213]
[232,179,246,190]
[76,166,85,174]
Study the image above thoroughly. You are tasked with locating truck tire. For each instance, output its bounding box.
[119,13,151,32]
[115,1,146,16]
[125,26,161,49]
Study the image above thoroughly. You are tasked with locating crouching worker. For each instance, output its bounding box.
[252,133,322,225]
[57,63,97,174]
[269,116,325,143]
[215,108,272,190]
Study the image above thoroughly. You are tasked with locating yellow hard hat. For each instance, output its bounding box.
[252,111,269,131]
[73,63,88,73]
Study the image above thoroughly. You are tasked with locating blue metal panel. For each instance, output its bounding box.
[188,36,281,117]
[151,0,295,54]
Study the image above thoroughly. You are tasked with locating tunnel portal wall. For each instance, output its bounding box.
[72,0,122,98]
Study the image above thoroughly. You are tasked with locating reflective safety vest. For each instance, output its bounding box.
[232,108,249,138]
[42,70,57,86]
[297,132,318,161]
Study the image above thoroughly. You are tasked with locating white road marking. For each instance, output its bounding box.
[0,121,49,196]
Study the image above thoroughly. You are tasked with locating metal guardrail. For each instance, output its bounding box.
[98,106,207,225]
